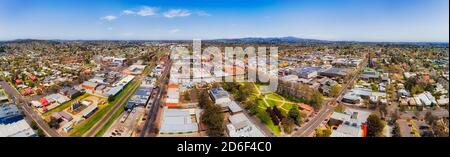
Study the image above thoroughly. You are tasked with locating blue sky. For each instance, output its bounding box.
[0,0,448,42]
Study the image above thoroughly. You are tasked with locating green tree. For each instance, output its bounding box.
[366,114,385,137]
[198,90,212,109]
[334,105,345,113]
[257,112,271,125]
[371,83,379,92]
[310,91,324,110]
[183,91,191,101]
[201,103,225,137]
[47,117,60,129]
[288,105,302,125]
[329,84,342,97]
[281,118,295,134]
[246,101,259,116]
[30,121,38,130]
[315,128,331,137]
[432,119,449,137]
[392,122,401,137]
[425,111,437,125]
[36,129,45,137]
[411,85,424,95]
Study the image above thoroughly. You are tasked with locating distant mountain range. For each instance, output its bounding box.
[1,37,448,46]
[211,36,331,43]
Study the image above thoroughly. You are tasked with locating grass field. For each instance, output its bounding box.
[94,81,141,137]
[94,105,125,137]
[250,84,301,136]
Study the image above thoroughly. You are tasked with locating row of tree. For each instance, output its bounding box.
[198,90,226,137]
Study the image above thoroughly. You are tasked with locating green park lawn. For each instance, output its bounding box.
[247,83,302,136]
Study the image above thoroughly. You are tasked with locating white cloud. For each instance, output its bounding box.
[170,29,180,34]
[100,15,117,21]
[163,9,191,18]
[196,11,211,17]
[121,10,136,16]
[137,6,158,16]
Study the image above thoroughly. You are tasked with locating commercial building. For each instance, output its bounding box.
[332,58,363,67]
[0,104,23,124]
[226,113,265,137]
[0,119,36,137]
[112,57,127,66]
[319,68,348,78]
[113,75,135,87]
[125,86,153,110]
[80,104,98,118]
[292,67,321,79]
[329,108,371,137]
[341,88,372,104]
[416,92,437,106]
[165,84,180,107]
[81,81,99,94]
[124,64,147,75]
[0,103,36,137]
[159,107,199,134]
[360,68,380,80]
[209,87,231,105]
[59,87,82,99]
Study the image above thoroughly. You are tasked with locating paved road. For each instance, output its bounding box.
[1,81,61,137]
[83,78,142,137]
[140,61,171,137]
[293,56,368,137]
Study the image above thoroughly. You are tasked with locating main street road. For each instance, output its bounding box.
[1,81,61,137]
[140,61,171,137]
[293,56,368,137]
[83,78,142,137]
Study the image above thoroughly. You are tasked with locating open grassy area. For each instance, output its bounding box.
[68,80,140,137]
[266,93,284,101]
[68,101,111,137]
[255,99,281,136]
[42,93,89,119]
[252,83,302,136]
[94,105,125,137]
[266,121,281,136]
[95,81,141,137]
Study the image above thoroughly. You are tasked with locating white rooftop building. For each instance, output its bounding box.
[159,107,199,134]
[226,113,265,137]
[0,119,36,137]
[329,108,371,137]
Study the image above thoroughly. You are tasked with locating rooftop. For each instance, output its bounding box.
[159,107,198,134]
[0,119,36,137]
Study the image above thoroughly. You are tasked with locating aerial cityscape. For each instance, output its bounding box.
[0,0,449,138]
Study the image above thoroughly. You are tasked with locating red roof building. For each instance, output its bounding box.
[22,88,33,96]
[25,72,37,81]
[298,103,314,114]
[40,97,49,106]
[15,79,23,85]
